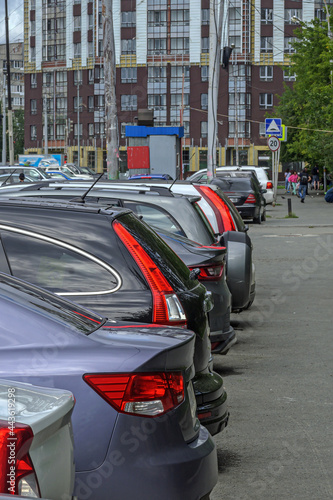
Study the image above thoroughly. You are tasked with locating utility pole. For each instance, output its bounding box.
[234,75,239,165]
[44,96,48,154]
[0,70,6,165]
[5,0,14,164]
[207,0,225,179]
[77,81,80,167]
[102,0,119,179]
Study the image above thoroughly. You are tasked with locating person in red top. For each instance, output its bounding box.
[288,171,298,195]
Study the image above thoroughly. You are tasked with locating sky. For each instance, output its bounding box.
[0,0,24,45]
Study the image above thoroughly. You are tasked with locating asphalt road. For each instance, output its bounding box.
[211,191,333,500]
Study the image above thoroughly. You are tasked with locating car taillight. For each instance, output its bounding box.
[0,420,40,497]
[197,185,236,232]
[266,181,273,189]
[113,220,187,327]
[245,194,256,204]
[84,372,184,417]
[189,263,224,281]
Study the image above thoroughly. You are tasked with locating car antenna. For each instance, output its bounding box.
[168,173,179,192]
[70,172,105,203]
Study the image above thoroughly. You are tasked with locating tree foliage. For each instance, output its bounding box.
[275,14,333,170]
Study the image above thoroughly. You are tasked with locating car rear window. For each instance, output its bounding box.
[0,273,106,335]
[116,213,196,291]
[214,177,251,191]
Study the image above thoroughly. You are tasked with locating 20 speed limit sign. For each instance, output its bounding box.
[267,136,280,152]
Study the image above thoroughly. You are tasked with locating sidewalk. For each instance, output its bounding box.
[265,189,333,227]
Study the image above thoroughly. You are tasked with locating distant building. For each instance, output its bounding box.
[23,0,328,172]
[0,42,24,111]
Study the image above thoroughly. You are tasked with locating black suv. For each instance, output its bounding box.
[0,197,228,435]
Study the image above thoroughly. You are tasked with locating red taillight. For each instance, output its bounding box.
[197,185,236,232]
[266,181,273,189]
[245,194,256,204]
[189,263,224,281]
[0,420,40,496]
[84,372,184,417]
[113,220,187,327]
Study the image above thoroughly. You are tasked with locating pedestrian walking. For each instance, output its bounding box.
[311,165,320,190]
[298,167,311,203]
[284,168,291,193]
[288,171,298,195]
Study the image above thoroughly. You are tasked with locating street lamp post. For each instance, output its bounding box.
[77,81,80,168]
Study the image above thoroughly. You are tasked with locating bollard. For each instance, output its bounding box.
[288,198,292,216]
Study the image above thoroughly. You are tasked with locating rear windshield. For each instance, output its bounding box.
[214,187,246,231]
[116,213,195,291]
[214,177,251,191]
[0,273,105,335]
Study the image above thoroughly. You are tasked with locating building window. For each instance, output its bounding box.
[201,66,208,82]
[261,8,273,24]
[121,67,137,83]
[74,70,82,85]
[73,96,83,112]
[121,122,133,138]
[57,45,65,59]
[229,7,241,25]
[56,71,67,85]
[315,8,326,21]
[170,66,190,80]
[74,123,83,138]
[88,123,94,136]
[148,94,166,108]
[202,9,209,25]
[74,16,81,31]
[30,125,37,141]
[148,10,167,27]
[121,11,136,27]
[95,122,105,135]
[285,9,302,24]
[95,66,104,82]
[229,65,251,77]
[201,93,208,110]
[121,95,137,111]
[259,122,266,136]
[202,37,209,53]
[88,69,94,84]
[170,38,189,54]
[148,66,167,81]
[43,72,54,87]
[98,40,103,57]
[284,37,296,53]
[88,41,94,58]
[88,14,94,29]
[121,39,136,55]
[201,121,208,138]
[74,43,81,58]
[283,69,296,81]
[148,38,167,55]
[30,20,36,35]
[259,66,273,81]
[30,73,37,89]
[170,9,189,25]
[229,121,250,138]
[259,93,273,109]
[56,97,67,112]
[30,99,37,115]
[56,124,65,139]
[88,95,94,111]
[97,95,105,108]
[30,46,36,61]
[260,37,273,53]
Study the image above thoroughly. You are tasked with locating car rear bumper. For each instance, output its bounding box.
[236,205,259,220]
[75,422,218,500]
[193,370,229,436]
[210,326,237,354]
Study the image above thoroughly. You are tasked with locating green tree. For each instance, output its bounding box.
[13,109,25,159]
[275,14,333,171]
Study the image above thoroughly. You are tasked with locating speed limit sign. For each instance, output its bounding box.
[267,136,280,152]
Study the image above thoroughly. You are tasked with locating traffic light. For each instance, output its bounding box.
[68,119,73,133]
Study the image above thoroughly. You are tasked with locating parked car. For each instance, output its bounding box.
[125,179,255,311]
[188,165,274,204]
[129,174,174,180]
[0,173,35,186]
[0,166,51,183]
[0,182,236,351]
[0,378,75,498]
[41,165,93,180]
[0,273,218,500]
[0,196,227,436]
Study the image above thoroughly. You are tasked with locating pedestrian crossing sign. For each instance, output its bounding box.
[265,118,282,138]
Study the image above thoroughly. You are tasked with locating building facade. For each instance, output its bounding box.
[23,0,330,172]
[0,42,24,111]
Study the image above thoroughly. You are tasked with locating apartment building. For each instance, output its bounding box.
[0,42,24,111]
[23,0,330,172]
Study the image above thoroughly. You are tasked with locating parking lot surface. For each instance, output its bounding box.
[212,193,333,500]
